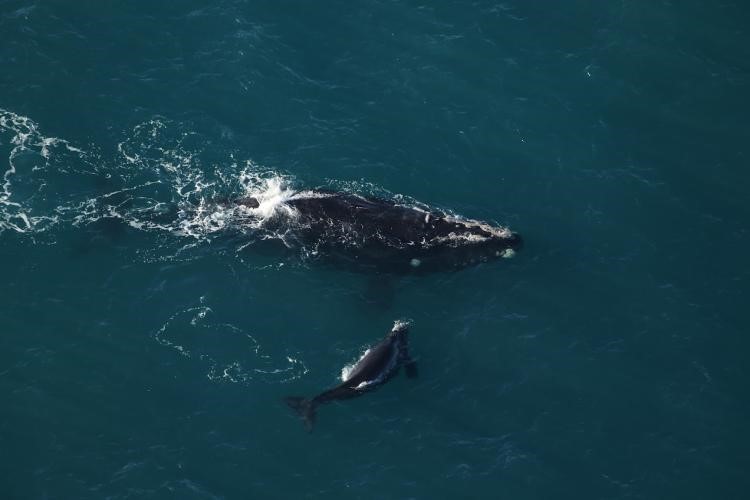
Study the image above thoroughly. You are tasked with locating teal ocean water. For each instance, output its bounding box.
[1,1,748,498]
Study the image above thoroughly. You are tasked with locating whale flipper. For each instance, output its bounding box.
[405,360,419,379]
[399,340,418,379]
[284,396,316,432]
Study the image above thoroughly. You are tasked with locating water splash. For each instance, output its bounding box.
[0,108,300,260]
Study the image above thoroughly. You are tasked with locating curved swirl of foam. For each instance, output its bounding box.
[154,297,308,384]
[0,108,90,234]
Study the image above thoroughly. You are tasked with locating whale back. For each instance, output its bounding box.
[343,336,398,388]
[287,191,520,253]
[236,189,521,273]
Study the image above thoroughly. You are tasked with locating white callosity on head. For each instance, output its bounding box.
[446,216,512,236]
[424,216,513,247]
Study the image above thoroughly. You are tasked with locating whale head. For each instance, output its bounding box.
[420,216,522,270]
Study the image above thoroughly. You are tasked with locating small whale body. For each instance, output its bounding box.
[285,321,417,432]
[233,188,522,273]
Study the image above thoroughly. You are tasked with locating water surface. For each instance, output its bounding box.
[1,1,748,498]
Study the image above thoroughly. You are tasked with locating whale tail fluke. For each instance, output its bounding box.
[285,396,317,432]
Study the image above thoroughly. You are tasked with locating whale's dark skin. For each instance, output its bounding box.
[236,189,522,273]
[285,321,417,432]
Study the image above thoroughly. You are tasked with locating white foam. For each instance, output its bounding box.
[392,319,412,331]
[340,362,356,382]
[242,175,297,220]
[0,110,296,248]
[0,108,84,234]
[444,215,513,238]
[168,172,302,245]
[156,300,308,384]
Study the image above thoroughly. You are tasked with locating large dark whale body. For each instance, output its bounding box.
[236,189,521,273]
[285,321,417,431]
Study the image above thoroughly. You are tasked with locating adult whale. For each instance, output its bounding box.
[234,188,522,273]
[285,321,417,432]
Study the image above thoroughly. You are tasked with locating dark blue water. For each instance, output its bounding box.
[1,1,748,498]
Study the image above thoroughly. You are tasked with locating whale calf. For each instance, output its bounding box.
[234,188,521,273]
[285,321,417,431]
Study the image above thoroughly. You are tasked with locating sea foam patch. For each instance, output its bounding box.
[155,298,308,384]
